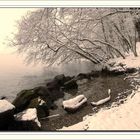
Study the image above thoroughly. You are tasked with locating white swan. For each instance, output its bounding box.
[91,89,111,106]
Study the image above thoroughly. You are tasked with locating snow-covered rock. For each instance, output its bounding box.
[14,108,41,130]
[63,95,87,112]
[0,99,15,129]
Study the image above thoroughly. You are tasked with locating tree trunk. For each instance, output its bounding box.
[134,25,138,57]
[133,18,140,56]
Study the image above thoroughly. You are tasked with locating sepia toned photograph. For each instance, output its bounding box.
[0,7,140,131]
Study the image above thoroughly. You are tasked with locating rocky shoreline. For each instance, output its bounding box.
[0,61,137,131]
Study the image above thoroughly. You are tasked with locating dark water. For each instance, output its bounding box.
[41,75,132,131]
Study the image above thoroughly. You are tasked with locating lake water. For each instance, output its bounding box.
[0,53,45,101]
[0,53,96,102]
[0,53,133,131]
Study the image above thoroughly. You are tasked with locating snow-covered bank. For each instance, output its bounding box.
[60,43,140,131]
[108,42,140,70]
[61,87,140,130]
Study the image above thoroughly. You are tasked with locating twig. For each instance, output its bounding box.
[40,114,60,120]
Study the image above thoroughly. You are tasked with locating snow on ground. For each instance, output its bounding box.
[61,88,140,130]
[60,42,140,130]
[108,42,140,69]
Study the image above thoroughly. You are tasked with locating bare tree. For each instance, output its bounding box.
[10,8,140,66]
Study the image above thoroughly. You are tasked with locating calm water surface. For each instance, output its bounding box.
[0,53,96,102]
